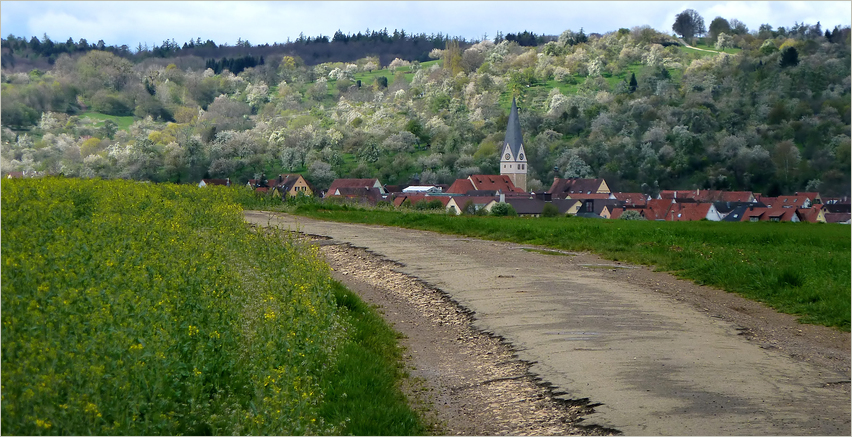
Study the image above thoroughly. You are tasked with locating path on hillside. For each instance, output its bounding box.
[678,39,722,54]
[245,211,850,436]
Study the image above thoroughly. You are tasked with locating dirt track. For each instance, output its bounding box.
[245,211,851,435]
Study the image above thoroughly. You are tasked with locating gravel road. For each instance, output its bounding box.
[245,211,850,435]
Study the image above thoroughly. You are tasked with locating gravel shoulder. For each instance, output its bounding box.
[245,211,850,435]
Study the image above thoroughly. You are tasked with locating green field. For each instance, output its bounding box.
[78,111,135,131]
[289,204,852,331]
[1,179,423,435]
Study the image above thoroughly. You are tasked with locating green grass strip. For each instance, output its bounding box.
[291,205,851,331]
[318,281,426,435]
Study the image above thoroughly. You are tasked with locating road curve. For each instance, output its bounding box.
[245,211,850,436]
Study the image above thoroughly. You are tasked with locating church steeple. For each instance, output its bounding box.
[500,97,527,191]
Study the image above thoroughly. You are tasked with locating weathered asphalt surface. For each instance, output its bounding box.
[244,211,851,435]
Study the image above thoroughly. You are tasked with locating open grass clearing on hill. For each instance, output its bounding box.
[78,111,135,131]
[1,178,424,435]
[290,204,851,331]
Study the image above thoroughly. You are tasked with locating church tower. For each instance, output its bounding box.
[500,97,527,191]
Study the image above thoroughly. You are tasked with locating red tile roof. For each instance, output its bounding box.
[446,178,476,194]
[643,199,675,220]
[612,192,648,206]
[740,207,800,222]
[720,191,756,203]
[775,195,809,208]
[797,207,822,223]
[467,175,524,193]
[669,203,713,221]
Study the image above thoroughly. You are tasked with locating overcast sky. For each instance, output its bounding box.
[2,1,849,50]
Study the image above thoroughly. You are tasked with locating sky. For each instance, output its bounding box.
[1,1,850,50]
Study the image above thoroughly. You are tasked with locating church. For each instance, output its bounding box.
[500,97,527,191]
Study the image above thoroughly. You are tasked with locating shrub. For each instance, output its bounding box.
[619,210,646,220]
[490,202,517,217]
[541,203,560,217]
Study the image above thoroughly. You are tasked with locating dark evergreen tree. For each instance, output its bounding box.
[629,72,637,93]
[779,46,799,67]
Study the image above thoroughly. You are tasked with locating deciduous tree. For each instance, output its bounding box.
[672,9,706,43]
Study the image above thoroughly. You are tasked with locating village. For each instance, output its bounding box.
[202,98,851,224]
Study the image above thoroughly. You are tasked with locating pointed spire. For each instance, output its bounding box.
[503,97,523,159]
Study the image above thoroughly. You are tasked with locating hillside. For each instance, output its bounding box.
[1,22,850,197]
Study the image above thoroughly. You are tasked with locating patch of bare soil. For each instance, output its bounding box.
[318,240,618,436]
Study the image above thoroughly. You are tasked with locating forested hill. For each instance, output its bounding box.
[2,20,850,197]
[1,29,562,73]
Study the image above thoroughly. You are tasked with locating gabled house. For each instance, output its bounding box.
[270,174,314,197]
[608,206,647,220]
[668,203,724,221]
[402,185,442,194]
[548,178,611,199]
[393,195,451,209]
[503,198,547,217]
[643,199,676,220]
[797,207,826,223]
[612,192,649,206]
[469,174,526,193]
[199,178,230,187]
[740,207,801,222]
[657,190,698,201]
[446,196,499,215]
[720,191,757,203]
[775,195,811,209]
[326,178,386,198]
[795,192,822,205]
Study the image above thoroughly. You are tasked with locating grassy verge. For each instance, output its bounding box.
[289,205,851,331]
[318,280,426,435]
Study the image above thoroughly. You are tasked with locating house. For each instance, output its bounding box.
[642,199,676,220]
[657,190,698,201]
[326,178,386,197]
[446,175,524,195]
[612,192,649,206]
[5,171,25,179]
[824,212,851,224]
[199,178,230,187]
[608,206,647,220]
[503,198,548,217]
[445,196,499,215]
[548,178,611,199]
[667,203,724,221]
[775,195,811,209]
[402,185,442,194]
[795,192,822,205]
[713,201,766,218]
[393,195,451,208]
[270,174,314,197]
[755,195,777,207]
[500,98,528,191]
[821,203,851,214]
[739,207,801,222]
[796,207,826,223]
[720,191,757,203]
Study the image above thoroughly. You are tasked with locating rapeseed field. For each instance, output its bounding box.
[2,178,350,435]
